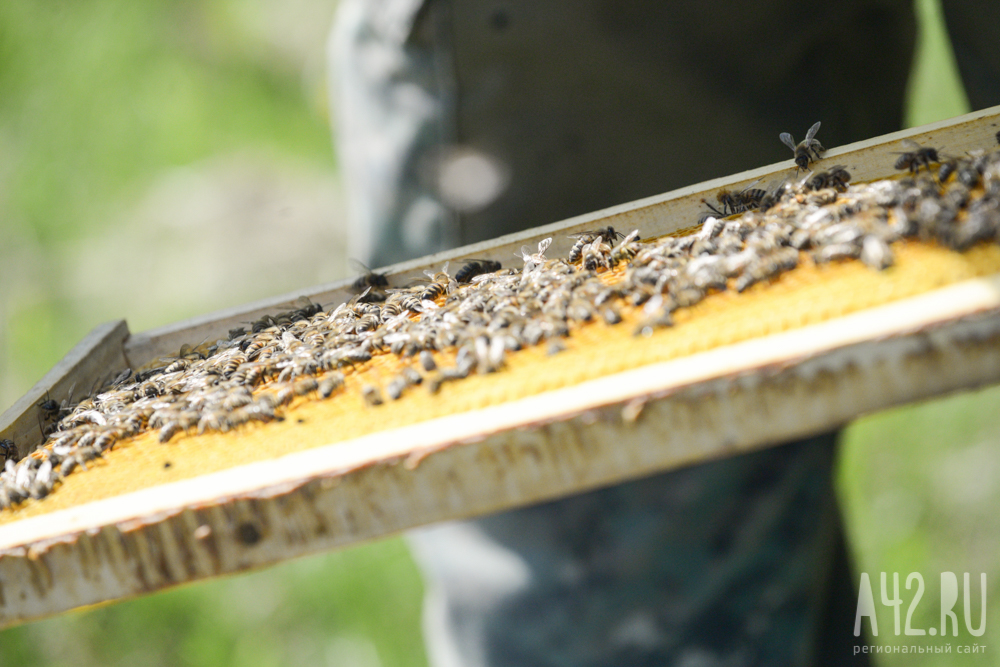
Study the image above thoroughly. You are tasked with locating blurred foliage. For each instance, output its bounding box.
[0,538,427,667]
[0,0,997,666]
[840,385,1000,665]
[0,0,339,411]
[0,1,332,245]
[905,0,971,127]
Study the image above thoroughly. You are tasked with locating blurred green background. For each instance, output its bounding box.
[1,0,998,665]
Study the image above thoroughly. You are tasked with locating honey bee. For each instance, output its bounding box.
[828,165,851,191]
[221,386,253,409]
[355,312,380,333]
[361,384,384,406]
[291,296,323,319]
[518,237,553,271]
[293,377,319,397]
[808,165,851,192]
[248,398,276,422]
[736,247,799,292]
[38,394,61,422]
[813,242,861,264]
[395,290,424,313]
[455,259,502,283]
[0,439,17,463]
[318,372,345,398]
[757,179,790,212]
[94,427,124,452]
[220,351,248,378]
[59,445,102,476]
[698,201,726,220]
[893,139,941,174]
[956,161,982,188]
[473,336,506,374]
[608,230,642,267]
[419,350,437,372]
[29,460,57,499]
[567,298,595,322]
[698,216,725,240]
[780,121,824,170]
[274,384,296,407]
[349,260,389,300]
[420,278,449,302]
[159,421,184,443]
[568,227,624,262]
[163,357,192,374]
[937,158,958,183]
[546,339,566,355]
[401,367,423,386]
[860,235,894,270]
[599,304,622,325]
[633,295,675,337]
[380,299,403,322]
[715,179,764,215]
[384,376,406,400]
[582,237,611,271]
[943,182,971,209]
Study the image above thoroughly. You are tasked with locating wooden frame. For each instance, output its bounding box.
[1,105,999,628]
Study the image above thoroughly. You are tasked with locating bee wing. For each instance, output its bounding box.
[64,382,77,407]
[737,178,763,194]
[805,121,821,142]
[293,295,316,310]
[348,258,374,275]
[899,139,922,151]
[779,132,797,152]
[765,177,789,194]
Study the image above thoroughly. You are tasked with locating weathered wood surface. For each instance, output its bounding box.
[0,320,130,461]
[2,273,1000,629]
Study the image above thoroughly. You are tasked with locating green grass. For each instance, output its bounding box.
[0,538,427,667]
[0,0,995,665]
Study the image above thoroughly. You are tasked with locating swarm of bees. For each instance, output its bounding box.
[4,133,1000,512]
